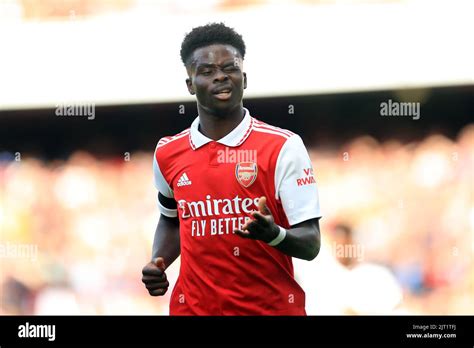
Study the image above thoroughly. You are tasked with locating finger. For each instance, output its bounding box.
[145,281,169,291]
[142,265,164,277]
[245,220,266,236]
[142,273,167,284]
[257,196,272,216]
[154,257,166,271]
[252,212,270,227]
[149,288,168,296]
[234,229,252,239]
[241,219,254,231]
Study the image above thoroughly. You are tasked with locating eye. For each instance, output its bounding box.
[201,70,212,76]
[224,66,239,73]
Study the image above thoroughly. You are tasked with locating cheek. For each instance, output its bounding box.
[193,80,209,96]
[194,81,213,104]
[232,75,245,89]
[233,79,245,94]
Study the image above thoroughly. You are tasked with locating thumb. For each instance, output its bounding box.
[154,257,166,271]
[257,196,271,216]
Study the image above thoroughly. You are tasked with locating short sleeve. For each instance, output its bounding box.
[153,150,177,217]
[274,134,322,226]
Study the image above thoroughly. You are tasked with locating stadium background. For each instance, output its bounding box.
[0,0,472,315]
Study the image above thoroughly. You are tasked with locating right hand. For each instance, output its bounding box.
[142,257,169,296]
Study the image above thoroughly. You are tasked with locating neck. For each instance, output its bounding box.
[197,104,245,141]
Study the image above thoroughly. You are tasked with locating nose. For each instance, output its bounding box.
[213,69,229,83]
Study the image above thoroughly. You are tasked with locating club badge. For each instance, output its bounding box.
[235,161,258,188]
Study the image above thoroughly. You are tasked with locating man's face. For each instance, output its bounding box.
[186,44,247,116]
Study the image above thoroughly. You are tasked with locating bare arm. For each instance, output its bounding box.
[142,213,180,296]
[273,218,320,261]
[151,214,180,268]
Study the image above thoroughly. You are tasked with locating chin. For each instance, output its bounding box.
[207,102,240,117]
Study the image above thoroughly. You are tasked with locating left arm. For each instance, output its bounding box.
[274,218,320,261]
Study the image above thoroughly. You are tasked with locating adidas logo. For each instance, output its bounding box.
[177,172,192,187]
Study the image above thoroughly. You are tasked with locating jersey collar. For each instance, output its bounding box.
[189,107,254,150]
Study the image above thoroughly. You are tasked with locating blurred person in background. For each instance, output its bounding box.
[295,223,402,315]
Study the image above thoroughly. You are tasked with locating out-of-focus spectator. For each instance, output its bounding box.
[295,224,403,315]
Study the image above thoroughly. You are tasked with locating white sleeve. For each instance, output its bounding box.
[274,134,322,226]
[153,153,177,217]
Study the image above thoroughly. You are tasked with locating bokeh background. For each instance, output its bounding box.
[0,0,473,315]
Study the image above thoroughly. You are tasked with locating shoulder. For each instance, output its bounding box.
[251,117,296,141]
[251,117,306,155]
[154,128,190,161]
[156,128,190,150]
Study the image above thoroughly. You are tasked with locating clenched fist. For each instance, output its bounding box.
[142,257,169,296]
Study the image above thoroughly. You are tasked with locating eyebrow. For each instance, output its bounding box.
[196,61,237,69]
[196,63,216,69]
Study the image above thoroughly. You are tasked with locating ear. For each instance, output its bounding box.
[243,72,247,89]
[186,77,195,95]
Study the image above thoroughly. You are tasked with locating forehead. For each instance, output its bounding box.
[191,44,241,66]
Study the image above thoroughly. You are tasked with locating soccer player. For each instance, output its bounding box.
[142,23,322,315]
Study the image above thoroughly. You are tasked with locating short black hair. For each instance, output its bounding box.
[180,22,246,66]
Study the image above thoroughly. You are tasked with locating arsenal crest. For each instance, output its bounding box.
[235,162,258,188]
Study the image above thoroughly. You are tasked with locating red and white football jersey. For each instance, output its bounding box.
[153,108,321,315]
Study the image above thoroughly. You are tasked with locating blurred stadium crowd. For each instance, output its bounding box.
[1,125,472,315]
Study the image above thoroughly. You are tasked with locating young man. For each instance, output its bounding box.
[142,23,322,315]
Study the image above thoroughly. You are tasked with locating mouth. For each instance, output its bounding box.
[212,86,232,101]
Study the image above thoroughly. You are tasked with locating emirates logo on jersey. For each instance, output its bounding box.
[235,161,258,188]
